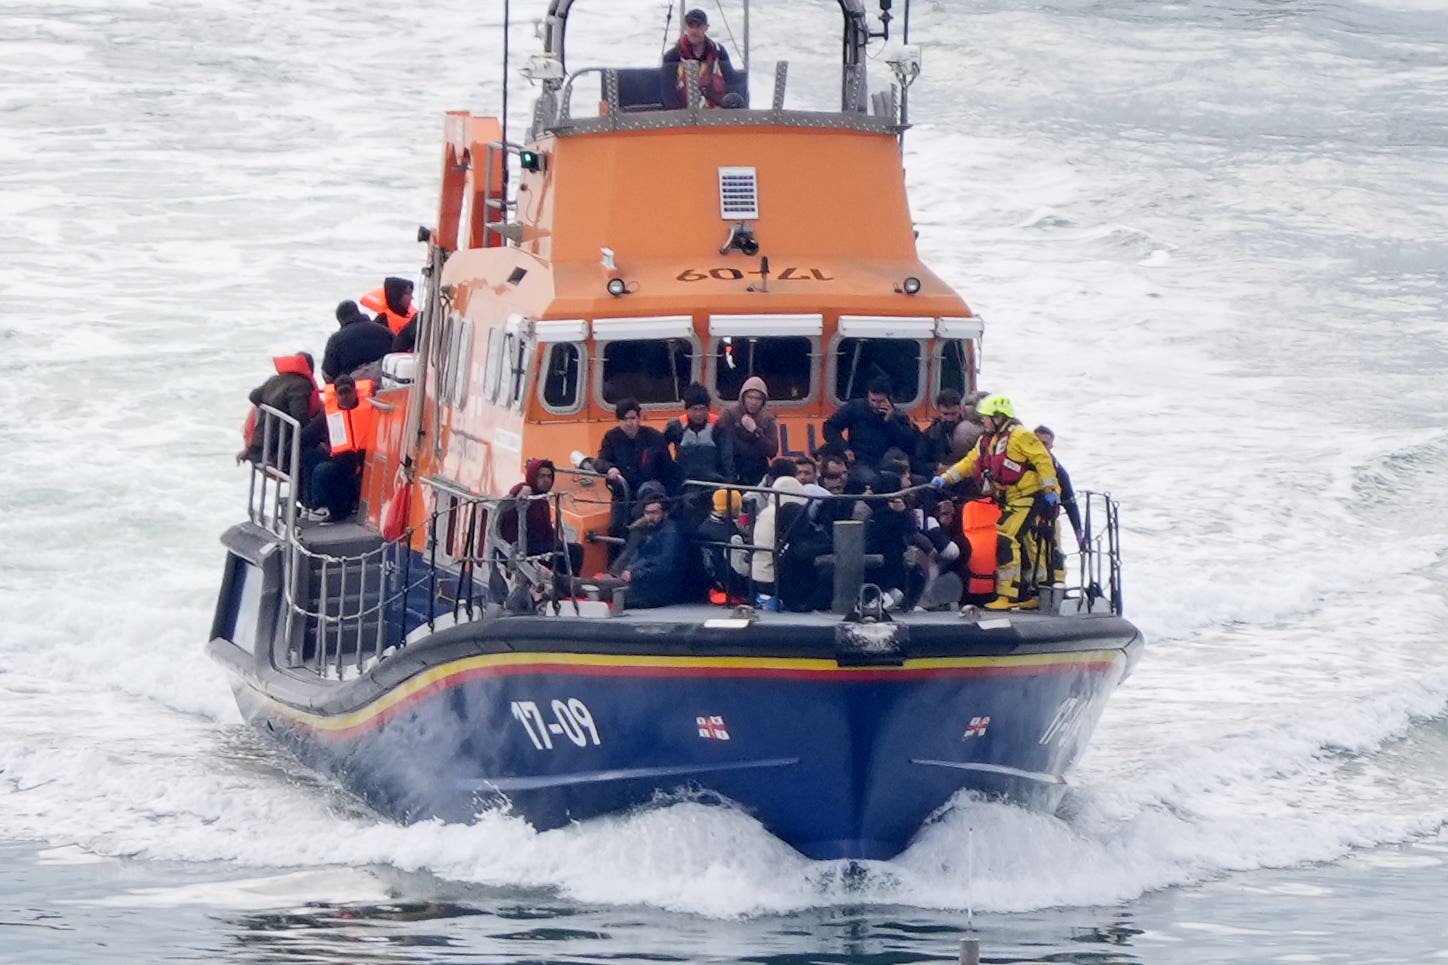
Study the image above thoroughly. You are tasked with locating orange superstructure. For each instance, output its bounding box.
[358,1,982,575]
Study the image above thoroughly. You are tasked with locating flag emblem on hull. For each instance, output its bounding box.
[697,715,730,740]
[963,716,991,739]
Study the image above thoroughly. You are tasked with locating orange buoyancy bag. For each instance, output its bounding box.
[961,497,1000,595]
[322,380,378,455]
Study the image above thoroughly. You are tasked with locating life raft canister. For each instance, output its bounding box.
[322,379,378,455]
[360,287,417,335]
[961,497,1000,596]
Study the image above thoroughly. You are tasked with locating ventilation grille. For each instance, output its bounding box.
[718,166,759,220]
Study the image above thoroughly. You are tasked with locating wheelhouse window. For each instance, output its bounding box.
[936,338,973,398]
[541,342,583,412]
[504,335,534,410]
[601,338,693,405]
[714,336,813,404]
[833,338,922,405]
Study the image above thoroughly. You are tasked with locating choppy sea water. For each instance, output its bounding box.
[2,0,1447,961]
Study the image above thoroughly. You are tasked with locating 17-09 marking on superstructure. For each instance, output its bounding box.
[676,266,834,281]
[511,699,602,749]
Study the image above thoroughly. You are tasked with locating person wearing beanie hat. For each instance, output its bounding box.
[694,487,750,603]
[664,381,730,484]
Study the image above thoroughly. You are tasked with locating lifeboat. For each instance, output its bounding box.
[209,0,1144,860]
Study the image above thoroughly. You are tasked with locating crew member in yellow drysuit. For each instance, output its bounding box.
[930,394,1060,609]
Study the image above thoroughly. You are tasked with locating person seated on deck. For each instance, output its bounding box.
[664,382,731,487]
[321,300,394,384]
[749,475,807,608]
[307,374,377,523]
[715,376,778,486]
[792,455,819,487]
[660,9,742,110]
[571,495,685,609]
[822,377,921,491]
[694,489,752,604]
[859,472,932,611]
[595,397,673,536]
[776,484,835,612]
[359,276,416,336]
[237,351,320,466]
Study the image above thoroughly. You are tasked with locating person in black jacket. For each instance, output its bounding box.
[913,388,964,476]
[595,398,673,536]
[822,377,920,489]
[321,300,393,383]
[1034,425,1083,543]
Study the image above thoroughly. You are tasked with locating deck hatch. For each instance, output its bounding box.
[718,166,759,220]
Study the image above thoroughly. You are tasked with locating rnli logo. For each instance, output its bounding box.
[961,716,990,739]
[697,715,730,740]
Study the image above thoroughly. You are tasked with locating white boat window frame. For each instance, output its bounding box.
[706,334,819,409]
[507,334,536,412]
[538,341,588,415]
[593,330,702,412]
[826,332,927,408]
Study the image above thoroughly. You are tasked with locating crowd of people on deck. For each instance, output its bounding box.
[237,278,417,522]
[513,376,1083,615]
[238,273,1087,615]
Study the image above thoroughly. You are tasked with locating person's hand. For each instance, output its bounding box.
[622,570,633,582]
[606,467,622,481]
[517,485,533,497]
[1042,491,1060,508]
[1074,528,1085,545]
[930,476,946,489]
[740,414,757,433]
[845,450,856,465]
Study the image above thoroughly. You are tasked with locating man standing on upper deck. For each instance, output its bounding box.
[930,394,1060,610]
[660,9,738,109]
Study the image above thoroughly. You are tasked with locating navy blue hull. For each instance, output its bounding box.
[224,631,1135,859]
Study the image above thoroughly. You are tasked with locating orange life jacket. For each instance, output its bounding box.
[360,287,417,335]
[322,380,378,455]
[961,498,999,596]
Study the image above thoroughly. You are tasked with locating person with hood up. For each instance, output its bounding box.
[775,483,835,612]
[715,375,778,486]
[360,276,417,336]
[663,382,731,484]
[499,458,561,557]
[321,300,394,384]
[930,393,1060,610]
[238,352,320,465]
[749,474,808,604]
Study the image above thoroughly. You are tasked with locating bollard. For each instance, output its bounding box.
[831,520,865,614]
